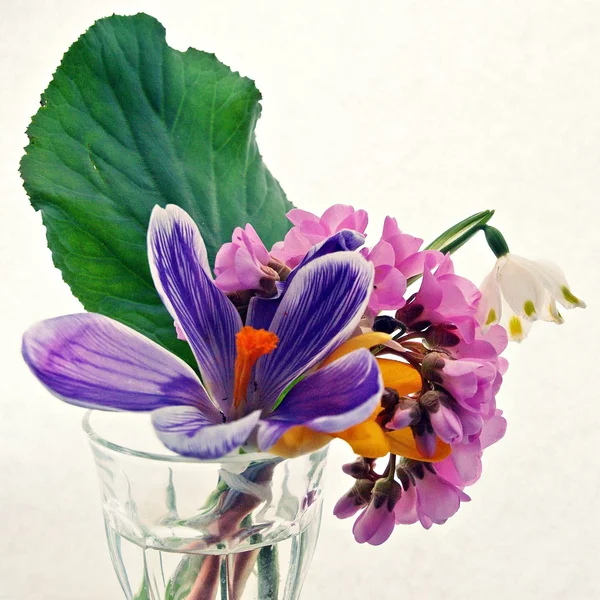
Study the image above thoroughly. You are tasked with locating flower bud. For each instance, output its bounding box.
[421,351,445,382]
[421,391,463,444]
[483,225,510,258]
[371,478,402,512]
[352,478,402,545]
[267,257,291,282]
[380,387,400,410]
[419,389,444,411]
[412,418,437,458]
[333,479,375,519]
[372,316,406,335]
[342,457,375,479]
[389,398,421,429]
[425,325,461,348]
[395,303,424,327]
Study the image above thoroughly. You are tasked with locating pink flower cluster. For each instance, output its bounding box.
[214,224,278,294]
[335,254,508,543]
[213,204,439,315]
[210,203,509,545]
[271,205,368,268]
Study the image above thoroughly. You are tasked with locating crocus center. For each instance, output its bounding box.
[233,326,279,409]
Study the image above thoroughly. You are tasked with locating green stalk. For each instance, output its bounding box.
[257,545,280,600]
[424,209,495,251]
[406,209,495,287]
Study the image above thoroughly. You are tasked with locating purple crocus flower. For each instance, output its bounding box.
[22,205,383,459]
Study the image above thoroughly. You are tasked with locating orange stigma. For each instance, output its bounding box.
[233,326,279,409]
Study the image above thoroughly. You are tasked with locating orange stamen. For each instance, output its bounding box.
[233,326,279,409]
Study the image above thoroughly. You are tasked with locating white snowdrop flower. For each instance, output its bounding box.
[477,227,585,342]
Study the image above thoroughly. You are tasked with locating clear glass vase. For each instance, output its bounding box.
[83,411,328,600]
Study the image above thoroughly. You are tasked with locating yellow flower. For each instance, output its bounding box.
[271,333,451,462]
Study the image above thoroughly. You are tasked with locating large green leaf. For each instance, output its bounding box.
[21,13,292,366]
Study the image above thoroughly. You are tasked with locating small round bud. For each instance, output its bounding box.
[419,389,445,412]
[389,399,421,429]
[421,351,445,382]
[381,387,400,410]
[395,303,424,326]
[425,325,461,348]
[371,478,402,511]
[372,316,406,335]
[342,457,375,479]
[267,258,291,282]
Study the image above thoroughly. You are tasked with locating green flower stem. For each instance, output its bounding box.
[406,209,495,287]
[258,545,280,600]
[424,209,495,252]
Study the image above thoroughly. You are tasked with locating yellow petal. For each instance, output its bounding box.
[269,426,332,458]
[321,332,392,368]
[377,358,422,396]
[385,428,452,463]
[333,419,390,458]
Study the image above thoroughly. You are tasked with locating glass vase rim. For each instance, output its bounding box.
[82,409,290,465]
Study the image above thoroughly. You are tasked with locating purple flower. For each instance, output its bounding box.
[213,224,279,295]
[22,205,383,459]
[422,352,498,417]
[435,410,507,487]
[418,390,464,444]
[333,479,375,519]
[352,479,402,545]
[395,463,470,529]
[271,204,368,268]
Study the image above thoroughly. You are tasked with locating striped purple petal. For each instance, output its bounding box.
[255,252,374,409]
[285,230,366,287]
[257,348,382,450]
[148,205,242,414]
[151,406,262,459]
[246,231,364,333]
[246,287,283,333]
[22,314,217,415]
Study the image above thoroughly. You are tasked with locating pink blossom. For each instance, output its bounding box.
[333,479,374,520]
[397,254,481,343]
[174,320,187,341]
[414,467,470,527]
[434,438,484,487]
[362,217,443,315]
[393,484,419,525]
[435,410,507,488]
[431,353,498,416]
[334,491,367,520]
[214,224,278,294]
[271,204,368,268]
[394,464,470,529]
[352,479,401,545]
[425,324,509,425]
[428,398,464,444]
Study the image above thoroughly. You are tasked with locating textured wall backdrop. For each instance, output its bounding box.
[1,2,598,599]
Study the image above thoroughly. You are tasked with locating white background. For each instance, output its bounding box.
[1,1,599,599]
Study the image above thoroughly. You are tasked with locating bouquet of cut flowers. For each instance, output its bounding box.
[19,13,585,600]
